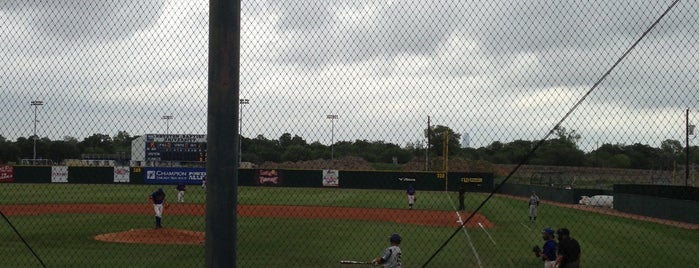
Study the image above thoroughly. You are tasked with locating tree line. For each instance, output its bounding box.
[1,126,697,170]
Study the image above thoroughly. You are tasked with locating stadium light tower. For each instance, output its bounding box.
[239,99,250,166]
[31,100,44,164]
[327,114,338,160]
[687,109,695,186]
[161,115,173,135]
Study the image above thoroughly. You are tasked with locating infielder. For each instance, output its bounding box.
[176,183,186,203]
[529,191,540,221]
[371,233,402,267]
[148,188,166,229]
[406,185,416,209]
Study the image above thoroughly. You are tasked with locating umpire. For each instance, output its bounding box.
[555,228,581,268]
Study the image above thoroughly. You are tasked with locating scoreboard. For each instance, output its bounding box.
[145,134,207,162]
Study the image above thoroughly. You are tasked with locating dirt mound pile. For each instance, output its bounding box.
[258,156,373,170]
[95,228,204,245]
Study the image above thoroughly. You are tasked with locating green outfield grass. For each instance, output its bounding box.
[0,183,697,267]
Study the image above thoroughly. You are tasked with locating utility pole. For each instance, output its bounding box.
[31,100,44,164]
[687,109,691,186]
[426,116,431,171]
[327,114,338,160]
[161,115,173,135]
[239,99,249,167]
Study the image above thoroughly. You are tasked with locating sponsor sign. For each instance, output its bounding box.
[398,177,416,182]
[460,177,483,183]
[114,166,131,183]
[51,166,69,183]
[144,167,206,184]
[257,169,283,186]
[322,169,339,187]
[0,165,13,182]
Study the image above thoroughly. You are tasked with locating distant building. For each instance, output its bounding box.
[461,132,470,148]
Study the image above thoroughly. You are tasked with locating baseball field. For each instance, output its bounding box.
[0,183,697,267]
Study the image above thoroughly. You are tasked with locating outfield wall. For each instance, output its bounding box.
[497,183,609,204]
[614,184,699,224]
[2,165,494,192]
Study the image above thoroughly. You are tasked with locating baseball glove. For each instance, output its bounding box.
[532,245,541,257]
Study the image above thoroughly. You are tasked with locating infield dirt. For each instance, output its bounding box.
[1,204,492,245]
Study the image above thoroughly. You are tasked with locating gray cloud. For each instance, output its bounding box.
[1,0,165,41]
[2,0,698,150]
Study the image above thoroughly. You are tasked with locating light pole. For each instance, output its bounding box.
[327,114,338,160]
[161,115,173,135]
[31,100,43,164]
[686,109,695,186]
[239,99,249,166]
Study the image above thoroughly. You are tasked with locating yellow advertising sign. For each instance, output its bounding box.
[460,177,483,183]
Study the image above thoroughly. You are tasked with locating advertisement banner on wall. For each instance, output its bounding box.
[322,169,339,187]
[51,166,69,183]
[144,167,206,184]
[114,166,130,183]
[256,169,283,186]
[0,165,13,182]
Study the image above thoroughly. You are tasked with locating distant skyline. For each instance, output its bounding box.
[2,0,698,151]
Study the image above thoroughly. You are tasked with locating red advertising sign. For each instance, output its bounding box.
[0,165,13,182]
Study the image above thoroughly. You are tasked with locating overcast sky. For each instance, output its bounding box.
[2,0,698,151]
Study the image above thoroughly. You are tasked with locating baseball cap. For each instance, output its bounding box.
[542,227,555,235]
[389,233,402,244]
[557,228,570,236]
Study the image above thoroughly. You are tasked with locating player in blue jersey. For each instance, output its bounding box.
[148,188,166,229]
[538,227,557,268]
[406,185,416,209]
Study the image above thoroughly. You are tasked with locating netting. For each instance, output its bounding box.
[1,0,698,267]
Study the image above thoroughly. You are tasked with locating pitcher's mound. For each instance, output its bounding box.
[95,228,204,245]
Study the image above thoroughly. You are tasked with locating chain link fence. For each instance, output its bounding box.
[1,0,698,267]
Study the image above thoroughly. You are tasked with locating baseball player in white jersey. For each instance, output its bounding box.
[372,233,402,267]
[529,191,540,221]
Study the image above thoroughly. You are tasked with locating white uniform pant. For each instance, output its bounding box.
[544,260,556,268]
[529,205,538,217]
[153,204,163,217]
[178,190,185,202]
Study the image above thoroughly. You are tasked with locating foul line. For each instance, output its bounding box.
[444,190,483,268]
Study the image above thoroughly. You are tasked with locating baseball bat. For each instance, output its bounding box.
[340,260,371,265]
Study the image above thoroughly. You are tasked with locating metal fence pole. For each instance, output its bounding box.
[206,0,240,267]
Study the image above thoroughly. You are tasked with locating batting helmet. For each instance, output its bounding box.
[390,233,402,244]
[542,227,555,236]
